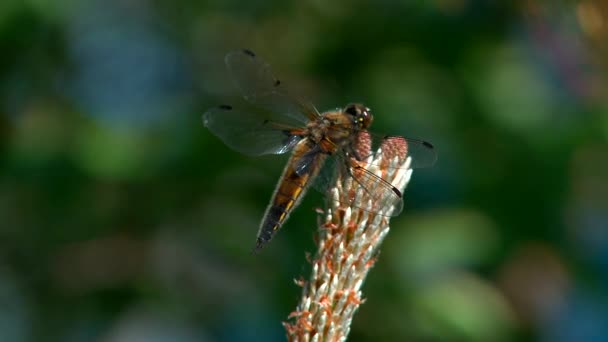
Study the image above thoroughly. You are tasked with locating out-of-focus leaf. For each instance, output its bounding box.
[388,208,500,282]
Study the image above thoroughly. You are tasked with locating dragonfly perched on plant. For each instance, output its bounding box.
[203,49,436,252]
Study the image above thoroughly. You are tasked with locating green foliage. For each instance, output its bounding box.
[1,1,607,341]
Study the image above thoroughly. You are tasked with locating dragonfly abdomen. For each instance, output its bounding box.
[255,142,326,251]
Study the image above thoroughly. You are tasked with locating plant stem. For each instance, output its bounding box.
[284,136,413,342]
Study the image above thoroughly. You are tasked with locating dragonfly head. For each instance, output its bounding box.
[344,103,373,130]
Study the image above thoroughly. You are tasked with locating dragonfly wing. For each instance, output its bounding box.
[293,145,328,177]
[203,49,324,156]
[203,104,303,156]
[359,133,437,169]
[309,153,404,217]
[347,160,405,216]
[225,49,321,123]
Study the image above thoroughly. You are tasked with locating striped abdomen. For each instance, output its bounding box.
[255,139,326,251]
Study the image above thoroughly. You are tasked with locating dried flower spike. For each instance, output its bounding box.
[285,137,413,342]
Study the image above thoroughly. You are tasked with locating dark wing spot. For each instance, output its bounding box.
[422,141,434,149]
[392,187,402,198]
[243,49,256,57]
[262,119,269,125]
[219,104,233,110]
[274,79,281,87]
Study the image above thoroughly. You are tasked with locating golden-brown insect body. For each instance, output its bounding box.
[256,139,327,251]
[255,104,371,251]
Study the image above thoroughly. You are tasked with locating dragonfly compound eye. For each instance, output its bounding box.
[344,104,361,117]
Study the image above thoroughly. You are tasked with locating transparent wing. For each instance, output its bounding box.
[203,104,304,156]
[293,145,323,176]
[348,160,405,216]
[314,127,436,170]
[360,133,437,169]
[225,49,320,123]
[310,153,405,217]
[203,49,322,156]
[308,131,434,216]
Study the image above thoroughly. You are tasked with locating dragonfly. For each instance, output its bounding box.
[203,49,436,252]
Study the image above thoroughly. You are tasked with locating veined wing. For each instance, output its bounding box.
[347,159,406,216]
[335,133,432,216]
[310,132,431,216]
[307,153,403,217]
[225,49,320,123]
[358,133,437,169]
[203,104,305,156]
[203,49,321,156]
[312,124,436,169]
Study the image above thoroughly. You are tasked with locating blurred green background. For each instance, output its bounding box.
[1,0,607,341]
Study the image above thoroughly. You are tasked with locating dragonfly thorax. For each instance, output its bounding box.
[304,107,369,155]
